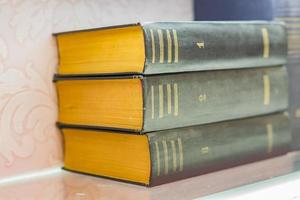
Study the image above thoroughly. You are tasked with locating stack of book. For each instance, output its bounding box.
[54,21,291,186]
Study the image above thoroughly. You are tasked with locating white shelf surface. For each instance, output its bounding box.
[0,151,300,200]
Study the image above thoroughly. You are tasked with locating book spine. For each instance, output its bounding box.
[142,66,288,132]
[147,113,291,186]
[142,22,287,75]
[273,0,300,150]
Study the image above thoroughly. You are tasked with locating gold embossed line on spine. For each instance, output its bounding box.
[173,83,179,116]
[167,84,172,114]
[263,74,270,106]
[177,138,183,171]
[166,30,172,63]
[159,84,164,118]
[162,140,169,175]
[151,85,155,119]
[150,29,156,63]
[295,108,300,118]
[261,28,270,58]
[170,140,177,172]
[157,29,164,63]
[172,29,179,63]
[154,141,161,176]
[266,123,273,153]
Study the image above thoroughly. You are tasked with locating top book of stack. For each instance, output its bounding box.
[54,21,287,76]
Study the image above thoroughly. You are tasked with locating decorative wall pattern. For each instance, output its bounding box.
[0,0,193,179]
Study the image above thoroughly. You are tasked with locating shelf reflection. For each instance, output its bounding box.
[1,151,300,200]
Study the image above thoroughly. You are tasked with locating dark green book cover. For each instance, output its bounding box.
[147,112,291,186]
[55,21,287,75]
[62,113,291,186]
[142,21,287,74]
[56,66,288,133]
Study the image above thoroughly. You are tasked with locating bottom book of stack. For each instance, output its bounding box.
[61,112,291,186]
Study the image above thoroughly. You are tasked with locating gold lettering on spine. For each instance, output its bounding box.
[173,29,179,63]
[262,28,270,58]
[266,123,273,153]
[263,74,270,106]
[166,30,172,63]
[177,138,184,171]
[158,29,164,63]
[167,84,172,114]
[201,146,209,154]
[198,94,207,103]
[170,140,177,172]
[174,83,179,116]
[154,141,161,176]
[196,42,205,48]
[150,29,156,63]
[159,84,164,118]
[162,140,169,175]
[151,85,155,119]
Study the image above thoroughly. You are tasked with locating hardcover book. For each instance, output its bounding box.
[55,66,288,133]
[54,21,287,76]
[62,113,291,186]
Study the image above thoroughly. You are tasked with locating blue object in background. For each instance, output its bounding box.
[194,0,274,21]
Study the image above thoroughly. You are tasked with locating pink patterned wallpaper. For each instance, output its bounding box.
[0,0,193,179]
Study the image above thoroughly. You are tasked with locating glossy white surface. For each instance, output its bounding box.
[203,169,300,200]
[0,151,299,200]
